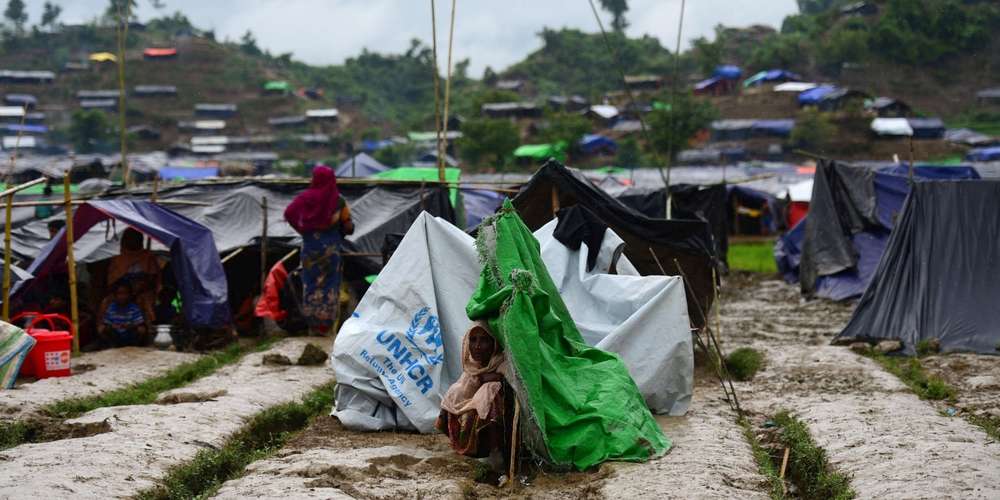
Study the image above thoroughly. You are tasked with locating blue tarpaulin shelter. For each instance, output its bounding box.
[775,161,980,300]
[751,119,795,138]
[335,153,389,177]
[967,146,1000,162]
[159,166,219,180]
[19,201,230,327]
[713,65,742,80]
[460,188,504,230]
[578,134,618,155]
[1,124,47,134]
[743,69,800,87]
[798,85,836,105]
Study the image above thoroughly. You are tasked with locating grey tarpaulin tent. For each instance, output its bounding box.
[836,181,1000,355]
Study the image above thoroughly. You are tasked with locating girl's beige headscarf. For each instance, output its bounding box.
[439,321,506,419]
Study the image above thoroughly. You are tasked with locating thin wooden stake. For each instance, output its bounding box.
[779,446,790,495]
[508,398,521,486]
[550,186,559,215]
[64,175,80,354]
[2,194,12,322]
[260,197,268,293]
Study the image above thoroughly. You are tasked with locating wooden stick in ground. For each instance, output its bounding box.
[708,266,742,415]
[780,446,790,494]
[2,194,12,321]
[260,197,268,293]
[508,398,521,486]
[64,175,80,354]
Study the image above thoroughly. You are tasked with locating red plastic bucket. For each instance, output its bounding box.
[15,313,74,379]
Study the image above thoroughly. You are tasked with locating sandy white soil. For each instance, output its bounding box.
[0,337,332,499]
[725,276,1000,499]
[0,347,201,419]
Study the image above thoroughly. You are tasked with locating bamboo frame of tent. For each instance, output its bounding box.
[4,199,211,208]
[64,175,80,354]
[260,197,268,294]
[1,177,48,321]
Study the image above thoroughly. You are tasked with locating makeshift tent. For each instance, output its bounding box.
[159,166,219,180]
[461,188,504,230]
[468,202,669,469]
[512,161,717,326]
[88,52,117,63]
[711,119,755,142]
[713,65,742,80]
[514,143,567,163]
[836,181,1000,355]
[143,48,177,58]
[578,134,617,155]
[0,322,34,389]
[907,118,945,139]
[2,124,47,135]
[17,201,230,327]
[774,82,817,93]
[967,146,1000,162]
[335,153,389,177]
[3,94,37,109]
[775,160,979,300]
[752,119,795,138]
[871,118,913,137]
[785,179,812,228]
[743,69,800,87]
[332,211,690,448]
[798,85,836,106]
[263,81,292,93]
[946,129,997,147]
[372,167,462,212]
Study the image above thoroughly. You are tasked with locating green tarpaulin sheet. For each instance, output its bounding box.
[514,143,567,163]
[466,200,670,470]
[264,81,291,92]
[373,167,464,226]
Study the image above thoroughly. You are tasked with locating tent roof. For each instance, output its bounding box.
[336,153,389,177]
[264,80,291,91]
[588,104,619,119]
[798,85,837,104]
[143,47,177,57]
[774,82,817,92]
[88,52,117,63]
[871,117,913,136]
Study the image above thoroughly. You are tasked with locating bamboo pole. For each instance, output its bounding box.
[220,246,245,264]
[2,194,13,321]
[439,0,457,183]
[260,197,268,293]
[4,199,211,208]
[508,398,521,486]
[64,175,80,354]
[116,0,131,187]
[430,0,444,183]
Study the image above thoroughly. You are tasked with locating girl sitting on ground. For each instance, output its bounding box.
[97,283,149,347]
[437,322,514,472]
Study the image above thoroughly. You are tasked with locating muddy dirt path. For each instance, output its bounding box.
[0,347,201,420]
[212,378,769,500]
[0,337,332,499]
[722,275,1000,499]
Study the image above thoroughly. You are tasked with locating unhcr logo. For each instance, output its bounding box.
[373,307,444,396]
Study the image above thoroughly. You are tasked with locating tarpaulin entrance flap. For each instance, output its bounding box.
[837,181,1000,355]
[466,200,669,470]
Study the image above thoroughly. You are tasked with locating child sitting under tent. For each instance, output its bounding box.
[97,283,149,347]
[437,321,514,473]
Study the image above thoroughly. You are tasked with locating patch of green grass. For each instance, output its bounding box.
[915,340,939,357]
[966,413,1000,442]
[726,347,765,381]
[863,351,956,402]
[43,338,279,420]
[728,242,778,274]
[136,380,336,500]
[0,421,41,451]
[772,411,855,500]
[738,417,786,500]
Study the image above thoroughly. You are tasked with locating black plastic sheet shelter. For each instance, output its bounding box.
[836,181,1000,355]
[512,160,717,325]
[612,184,729,267]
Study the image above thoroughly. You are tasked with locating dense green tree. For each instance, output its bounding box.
[599,0,629,32]
[748,33,808,72]
[646,92,717,159]
[615,137,642,168]
[537,112,591,160]
[105,0,138,21]
[790,108,835,152]
[797,0,838,15]
[4,0,27,33]
[40,1,61,30]
[690,33,725,76]
[69,110,116,153]
[458,118,520,170]
[240,30,261,56]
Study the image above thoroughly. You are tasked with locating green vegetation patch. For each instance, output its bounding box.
[726,347,765,381]
[136,380,336,500]
[771,411,855,500]
[738,417,787,500]
[728,242,778,274]
[863,351,956,401]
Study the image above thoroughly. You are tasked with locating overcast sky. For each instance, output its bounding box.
[23,0,798,75]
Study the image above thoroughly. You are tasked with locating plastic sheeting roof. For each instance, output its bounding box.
[774,82,817,92]
[871,118,913,136]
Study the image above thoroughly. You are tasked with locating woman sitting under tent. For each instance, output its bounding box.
[284,166,354,335]
[105,228,161,327]
[437,321,514,472]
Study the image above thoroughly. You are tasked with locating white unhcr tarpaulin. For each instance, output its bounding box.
[331,212,693,432]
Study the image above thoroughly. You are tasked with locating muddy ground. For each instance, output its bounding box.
[213,274,1000,499]
[3,274,998,499]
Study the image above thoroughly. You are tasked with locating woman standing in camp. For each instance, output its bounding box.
[284,165,354,334]
[437,322,513,474]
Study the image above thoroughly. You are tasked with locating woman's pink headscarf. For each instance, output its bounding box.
[284,165,340,234]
